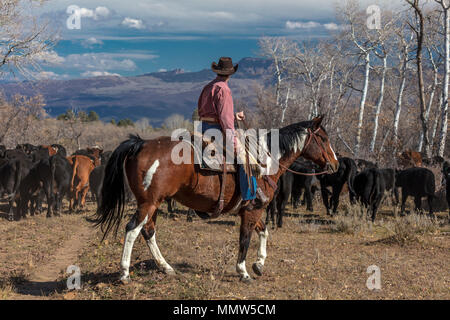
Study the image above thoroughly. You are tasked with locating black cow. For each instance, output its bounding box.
[395,167,435,216]
[353,168,386,221]
[442,161,450,214]
[18,154,72,218]
[355,159,378,171]
[51,144,67,157]
[16,143,38,155]
[0,159,22,220]
[265,160,317,228]
[89,165,105,207]
[318,157,357,215]
[379,168,399,205]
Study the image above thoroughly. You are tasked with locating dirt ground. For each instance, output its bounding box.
[0,198,448,300]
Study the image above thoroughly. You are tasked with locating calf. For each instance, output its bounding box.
[395,167,435,216]
[89,165,105,208]
[67,155,95,211]
[379,168,399,205]
[442,161,450,214]
[318,157,357,215]
[355,159,377,171]
[265,160,317,228]
[353,168,386,221]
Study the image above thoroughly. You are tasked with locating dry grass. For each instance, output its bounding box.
[0,198,449,300]
[381,214,441,246]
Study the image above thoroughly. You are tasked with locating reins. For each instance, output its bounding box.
[237,120,331,177]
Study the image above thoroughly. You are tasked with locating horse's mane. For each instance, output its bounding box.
[267,120,324,157]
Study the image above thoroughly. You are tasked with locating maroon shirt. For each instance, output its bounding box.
[198,78,236,144]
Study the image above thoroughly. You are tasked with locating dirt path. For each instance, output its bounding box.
[12,219,93,299]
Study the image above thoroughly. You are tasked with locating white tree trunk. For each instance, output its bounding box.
[355,52,370,156]
[393,70,406,142]
[370,55,387,152]
[438,4,449,157]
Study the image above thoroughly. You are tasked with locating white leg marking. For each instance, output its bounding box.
[236,260,250,280]
[256,228,269,266]
[146,232,175,274]
[143,159,159,191]
[120,215,148,281]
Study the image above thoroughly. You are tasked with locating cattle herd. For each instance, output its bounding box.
[0,143,109,221]
[0,143,449,225]
[267,152,450,228]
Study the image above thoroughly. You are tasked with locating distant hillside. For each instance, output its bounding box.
[0,57,272,125]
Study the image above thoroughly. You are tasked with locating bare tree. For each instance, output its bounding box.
[0,0,56,79]
[406,0,432,157]
[369,12,395,152]
[258,37,296,124]
[338,0,380,156]
[435,0,449,157]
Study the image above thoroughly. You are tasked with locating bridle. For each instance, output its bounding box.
[265,127,334,177]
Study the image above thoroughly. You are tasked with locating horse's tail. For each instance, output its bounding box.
[90,134,145,240]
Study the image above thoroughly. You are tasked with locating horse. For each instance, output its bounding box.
[92,116,339,283]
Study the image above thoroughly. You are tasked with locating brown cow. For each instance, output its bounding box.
[40,145,57,156]
[67,155,95,211]
[72,146,103,166]
[398,150,422,168]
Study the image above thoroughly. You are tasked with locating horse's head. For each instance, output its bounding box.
[300,116,339,173]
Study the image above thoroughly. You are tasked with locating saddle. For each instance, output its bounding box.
[191,120,267,219]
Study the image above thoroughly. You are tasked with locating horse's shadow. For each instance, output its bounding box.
[10,278,66,297]
[206,220,235,226]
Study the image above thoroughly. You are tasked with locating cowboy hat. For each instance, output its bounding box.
[211,57,238,76]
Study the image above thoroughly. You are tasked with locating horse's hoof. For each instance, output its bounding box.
[164,268,176,276]
[119,276,131,285]
[240,275,254,284]
[252,263,263,276]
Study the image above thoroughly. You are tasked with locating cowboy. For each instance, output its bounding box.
[197,57,268,205]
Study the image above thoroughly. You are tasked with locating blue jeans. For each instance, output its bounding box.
[200,122,256,201]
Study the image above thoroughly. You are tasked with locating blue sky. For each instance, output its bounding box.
[35,0,393,79]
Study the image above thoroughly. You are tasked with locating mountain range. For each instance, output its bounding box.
[0,57,273,125]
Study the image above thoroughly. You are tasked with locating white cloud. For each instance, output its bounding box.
[82,37,104,47]
[81,71,121,77]
[121,17,145,29]
[286,21,321,29]
[95,6,110,19]
[286,20,346,31]
[76,6,111,20]
[323,23,347,31]
[35,50,66,65]
[65,53,137,71]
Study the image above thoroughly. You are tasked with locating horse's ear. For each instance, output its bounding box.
[312,115,324,130]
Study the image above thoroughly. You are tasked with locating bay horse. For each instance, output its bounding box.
[92,116,339,283]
